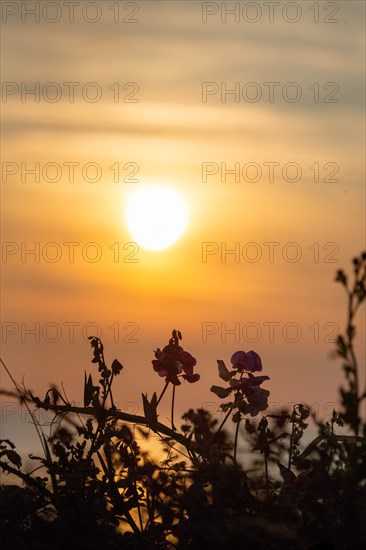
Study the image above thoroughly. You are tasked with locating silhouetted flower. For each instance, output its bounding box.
[211,351,270,417]
[231,350,262,372]
[152,333,199,385]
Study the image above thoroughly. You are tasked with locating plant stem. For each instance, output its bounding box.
[265,452,269,501]
[2,396,200,455]
[171,384,176,431]
[288,416,295,470]
[217,408,232,433]
[234,417,241,467]
[105,373,115,408]
[0,461,53,499]
[217,375,243,434]
[130,448,143,531]
[156,381,169,406]
[346,285,360,436]
[0,358,48,458]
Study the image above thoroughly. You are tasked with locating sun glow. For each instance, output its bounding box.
[124,184,189,251]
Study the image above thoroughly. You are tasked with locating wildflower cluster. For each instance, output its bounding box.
[211,350,270,417]
[152,329,199,385]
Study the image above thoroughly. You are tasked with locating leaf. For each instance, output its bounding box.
[336,335,348,358]
[6,450,22,469]
[142,392,158,432]
[217,360,234,382]
[84,372,94,407]
[111,359,123,376]
[232,411,241,423]
[244,418,256,435]
[278,462,296,485]
[210,385,231,399]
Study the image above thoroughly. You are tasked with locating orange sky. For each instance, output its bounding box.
[1,0,365,454]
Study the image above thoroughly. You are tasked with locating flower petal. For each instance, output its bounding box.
[246,350,263,372]
[183,373,200,383]
[231,351,247,366]
[180,350,196,367]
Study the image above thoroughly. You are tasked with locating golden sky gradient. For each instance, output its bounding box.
[1,0,365,453]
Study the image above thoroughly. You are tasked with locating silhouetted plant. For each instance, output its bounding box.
[1,252,365,549]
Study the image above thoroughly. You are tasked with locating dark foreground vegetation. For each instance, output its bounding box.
[1,253,365,549]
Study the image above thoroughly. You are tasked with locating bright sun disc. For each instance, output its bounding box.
[124,185,189,251]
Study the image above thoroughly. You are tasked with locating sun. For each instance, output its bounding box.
[124,184,190,251]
